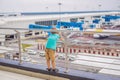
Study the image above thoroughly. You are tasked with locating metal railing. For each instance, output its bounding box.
[0,28,120,73]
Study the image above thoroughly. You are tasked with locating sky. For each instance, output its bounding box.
[0,0,120,13]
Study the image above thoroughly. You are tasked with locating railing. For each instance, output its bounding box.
[0,28,120,75]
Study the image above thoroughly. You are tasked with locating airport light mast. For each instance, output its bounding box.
[98,4,102,12]
[58,2,62,27]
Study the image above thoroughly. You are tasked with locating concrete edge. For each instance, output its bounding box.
[0,65,69,80]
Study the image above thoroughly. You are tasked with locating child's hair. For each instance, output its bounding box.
[51,27,58,34]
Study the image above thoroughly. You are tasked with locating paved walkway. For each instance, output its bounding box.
[0,70,44,80]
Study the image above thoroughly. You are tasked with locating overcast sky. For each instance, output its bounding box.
[0,0,120,13]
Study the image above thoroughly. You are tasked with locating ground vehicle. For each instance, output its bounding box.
[21,56,31,62]
[27,50,37,55]
[58,54,75,61]
[68,55,75,61]
[39,51,45,57]
[93,34,109,39]
[58,54,65,60]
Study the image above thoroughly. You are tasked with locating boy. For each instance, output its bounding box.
[45,27,63,72]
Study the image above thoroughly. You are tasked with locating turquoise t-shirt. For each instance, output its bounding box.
[46,34,60,50]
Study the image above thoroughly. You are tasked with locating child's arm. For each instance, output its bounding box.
[59,32,64,41]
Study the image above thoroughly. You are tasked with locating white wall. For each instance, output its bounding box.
[0,0,120,13]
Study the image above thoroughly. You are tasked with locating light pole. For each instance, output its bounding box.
[118,5,120,10]
[58,2,62,26]
[45,6,49,12]
[58,2,62,15]
[98,4,101,12]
